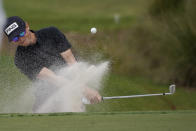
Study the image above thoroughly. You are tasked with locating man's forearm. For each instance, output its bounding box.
[37,67,67,87]
[61,49,77,65]
[37,67,102,104]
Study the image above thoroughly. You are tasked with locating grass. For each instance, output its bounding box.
[87,74,196,111]
[0,111,196,131]
[1,55,196,112]
[1,0,196,112]
[1,0,196,130]
[1,0,196,109]
[3,0,151,32]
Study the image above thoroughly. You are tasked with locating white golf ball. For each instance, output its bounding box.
[90,27,97,34]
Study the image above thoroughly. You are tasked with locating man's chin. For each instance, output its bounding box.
[23,41,31,46]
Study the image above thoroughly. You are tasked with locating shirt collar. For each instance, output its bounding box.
[30,30,41,44]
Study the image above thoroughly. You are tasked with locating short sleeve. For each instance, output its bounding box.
[51,27,71,53]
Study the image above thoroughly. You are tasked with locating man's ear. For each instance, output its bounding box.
[25,22,29,30]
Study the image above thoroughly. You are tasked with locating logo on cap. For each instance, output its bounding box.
[5,22,19,35]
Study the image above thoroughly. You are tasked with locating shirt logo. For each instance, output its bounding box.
[5,22,19,35]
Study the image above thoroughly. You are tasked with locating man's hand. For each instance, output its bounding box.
[84,87,102,104]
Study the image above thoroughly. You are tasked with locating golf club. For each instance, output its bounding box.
[102,84,176,100]
[82,85,175,104]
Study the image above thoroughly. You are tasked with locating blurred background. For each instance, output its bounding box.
[0,0,196,112]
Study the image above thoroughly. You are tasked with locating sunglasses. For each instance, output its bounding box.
[12,31,26,42]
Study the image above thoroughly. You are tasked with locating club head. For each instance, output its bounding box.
[169,84,176,94]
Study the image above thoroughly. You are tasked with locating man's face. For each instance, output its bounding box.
[11,23,34,46]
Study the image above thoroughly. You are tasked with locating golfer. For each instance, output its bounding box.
[3,16,102,112]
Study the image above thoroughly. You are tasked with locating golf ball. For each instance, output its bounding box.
[90,27,97,34]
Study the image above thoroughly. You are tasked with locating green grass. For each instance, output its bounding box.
[87,74,196,111]
[3,0,151,32]
[1,0,196,112]
[0,111,196,131]
[1,55,196,112]
[1,1,196,130]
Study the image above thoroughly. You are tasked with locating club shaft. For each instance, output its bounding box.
[103,93,172,100]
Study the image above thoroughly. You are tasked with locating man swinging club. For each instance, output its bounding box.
[3,16,102,112]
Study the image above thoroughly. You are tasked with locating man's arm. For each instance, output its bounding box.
[60,49,77,65]
[37,67,66,87]
[61,48,102,103]
[36,49,76,85]
[37,67,102,104]
[37,48,102,104]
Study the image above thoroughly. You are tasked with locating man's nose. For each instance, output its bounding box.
[19,36,25,42]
